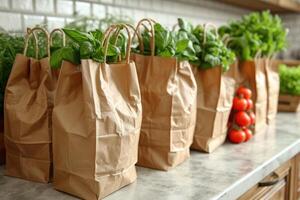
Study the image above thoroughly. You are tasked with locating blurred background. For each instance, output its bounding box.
[0,0,300,59]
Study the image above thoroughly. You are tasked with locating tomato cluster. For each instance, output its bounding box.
[228,87,256,144]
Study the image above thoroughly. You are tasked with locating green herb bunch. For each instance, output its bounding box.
[177,18,235,71]
[50,28,127,69]
[219,10,287,61]
[134,22,198,62]
[279,64,300,96]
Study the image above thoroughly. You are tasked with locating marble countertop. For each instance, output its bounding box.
[0,112,300,200]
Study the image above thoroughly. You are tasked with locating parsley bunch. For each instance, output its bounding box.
[219,11,287,61]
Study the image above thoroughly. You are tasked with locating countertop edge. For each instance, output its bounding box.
[214,138,300,200]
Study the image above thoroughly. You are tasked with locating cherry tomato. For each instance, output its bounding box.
[249,112,255,125]
[237,87,252,99]
[233,97,247,111]
[244,129,253,142]
[228,129,246,144]
[246,99,253,111]
[235,111,251,127]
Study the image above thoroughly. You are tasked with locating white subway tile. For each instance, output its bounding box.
[114,0,128,6]
[139,0,153,9]
[121,7,133,18]
[93,3,106,18]
[65,17,76,24]
[152,0,162,11]
[133,9,146,23]
[127,0,141,8]
[57,0,74,15]
[75,1,91,16]
[107,6,121,17]
[0,0,9,9]
[24,15,45,30]
[100,0,113,4]
[35,0,54,13]
[12,0,33,11]
[47,16,65,30]
[0,12,22,31]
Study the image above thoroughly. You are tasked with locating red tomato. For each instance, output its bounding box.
[233,97,247,111]
[235,111,251,127]
[244,129,253,142]
[246,99,253,111]
[237,87,252,99]
[228,129,246,144]
[249,112,255,125]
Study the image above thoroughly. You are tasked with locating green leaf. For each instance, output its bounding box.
[176,39,190,53]
[62,28,94,44]
[80,41,93,59]
[50,47,80,69]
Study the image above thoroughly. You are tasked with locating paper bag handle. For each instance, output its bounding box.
[50,28,66,47]
[23,27,50,58]
[135,18,156,56]
[110,25,135,62]
[125,23,143,54]
[203,23,218,45]
[24,28,38,58]
[102,24,132,64]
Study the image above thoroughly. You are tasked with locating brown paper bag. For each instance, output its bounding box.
[4,28,54,183]
[52,25,142,200]
[265,58,280,123]
[191,62,237,153]
[239,59,267,133]
[0,114,4,165]
[132,19,197,171]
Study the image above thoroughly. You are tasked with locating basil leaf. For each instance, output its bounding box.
[63,28,94,44]
[50,47,80,69]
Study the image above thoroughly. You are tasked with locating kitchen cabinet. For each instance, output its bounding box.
[239,154,300,200]
[295,154,300,199]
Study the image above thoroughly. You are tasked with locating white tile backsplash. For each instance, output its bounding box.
[75,1,91,16]
[24,15,45,30]
[93,3,106,18]
[107,6,121,16]
[1,0,251,33]
[0,0,9,9]
[35,0,54,13]
[0,12,22,31]
[12,0,33,11]
[47,16,65,30]
[57,0,74,15]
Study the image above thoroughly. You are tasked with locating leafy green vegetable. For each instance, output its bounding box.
[50,47,80,69]
[279,64,300,96]
[134,22,198,62]
[63,28,95,44]
[219,10,287,61]
[50,27,127,68]
[177,19,235,71]
[134,19,235,71]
